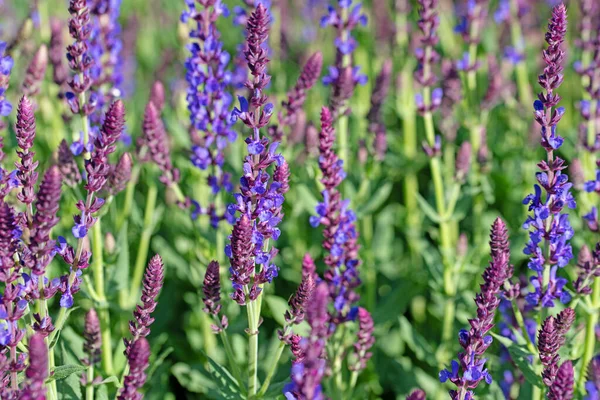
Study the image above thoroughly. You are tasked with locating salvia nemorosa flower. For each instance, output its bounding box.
[269,52,323,143]
[66,0,95,117]
[440,60,462,142]
[108,152,132,195]
[454,0,489,72]
[455,141,472,182]
[83,308,101,366]
[585,356,600,399]
[310,107,360,326]
[406,389,426,400]
[149,80,165,113]
[0,41,13,132]
[538,308,574,387]
[20,333,48,400]
[139,100,180,189]
[125,254,164,355]
[49,19,68,90]
[22,45,48,98]
[414,0,442,115]
[321,0,368,118]
[181,0,236,218]
[57,139,82,186]
[367,59,392,161]
[523,3,574,308]
[349,307,374,372]
[118,337,150,400]
[439,218,513,398]
[15,96,39,213]
[28,165,62,276]
[283,282,329,400]
[548,360,574,400]
[227,3,288,305]
[574,244,600,295]
[202,260,222,316]
[87,0,124,122]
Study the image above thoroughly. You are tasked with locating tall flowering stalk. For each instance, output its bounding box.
[310,107,360,326]
[181,0,237,227]
[454,0,488,89]
[117,338,150,400]
[522,3,573,308]
[227,4,289,395]
[269,51,323,143]
[66,0,95,148]
[320,0,367,167]
[414,0,459,350]
[439,218,513,399]
[83,308,101,400]
[537,308,575,387]
[283,282,329,400]
[20,333,48,400]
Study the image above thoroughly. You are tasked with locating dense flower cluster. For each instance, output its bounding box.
[22,45,48,97]
[414,0,442,115]
[310,107,360,326]
[83,308,101,366]
[284,282,329,400]
[118,338,150,400]
[321,0,368,118]
[182,0,237,225]
[538,308,575,387]
[269,52,323,142]
[20,333,48,400]
[367,60,392,161]
[522,3,574,308]
[226,3,289,305]
[439,218,513,398]
[124,255,164,355]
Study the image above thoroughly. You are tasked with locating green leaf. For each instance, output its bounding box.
[264,295,289,327]
[47,364,88,383]
[147,346,174,382]
[415,193,442,223]
[95,384,109,400]
[98,375,121,387]
[491,333,543,388]
[57,342,82,400]
[204,352,245,397]
[357,182,393,216]
[398,316,436,367]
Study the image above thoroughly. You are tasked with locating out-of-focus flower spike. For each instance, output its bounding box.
[22,45,48,97]
[149,80,165,113]
[548,360,574,400]
[406,389,426,400]
[15,96,39,210]
[83,308,101,366]
[350,307,374,372]
[21,333,48,399]
[108,152,132,195]
[117,338,150,400]
[57,139,82,186]
[202,260,222,316]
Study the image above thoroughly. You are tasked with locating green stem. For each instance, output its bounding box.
[246,297,259,397]
[213,315,243,386]
[578,277,600,390]
[257,341,286,397]
[92,221,114,375]
[532,385,543,400]
[127,184,158,307]
[86,364,94,400]
[512,302,537,356]
[338,116,349,178]
[116,164,141,232]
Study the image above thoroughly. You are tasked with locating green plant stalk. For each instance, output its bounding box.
[127,184,158,308]
[578,277,600,390]
[38,274,56,400]
[399,65,422,265]
[422,87,456,346]
[257,340,285,397]
[116,163,141,232]
[532,385,543,400]
[92,220,114,375]
[211,313,243,385]
[86,364,94,400]
[338,116,350,180]
[511,303,537,356]
[246,293,259,397]
[509,0,533,107]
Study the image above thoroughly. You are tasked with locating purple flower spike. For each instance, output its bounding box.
[202,260,222,316]
[313,107,361,326]
[117,338,151,400]
[125,254,164,356]
[406,390,426,400]
[66,0,94,116]
[20,333,48,400]
[270,51,323,142]
[83,308,101,366]
[15,96,39,209]
[22,45,48,97]
[414,0,442,115]
[283,282,329,400]
[538,308,574,387]
[350,307,374,372]
[440,218,513,397]
[523,3,574,309]
[548,361,574,400]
